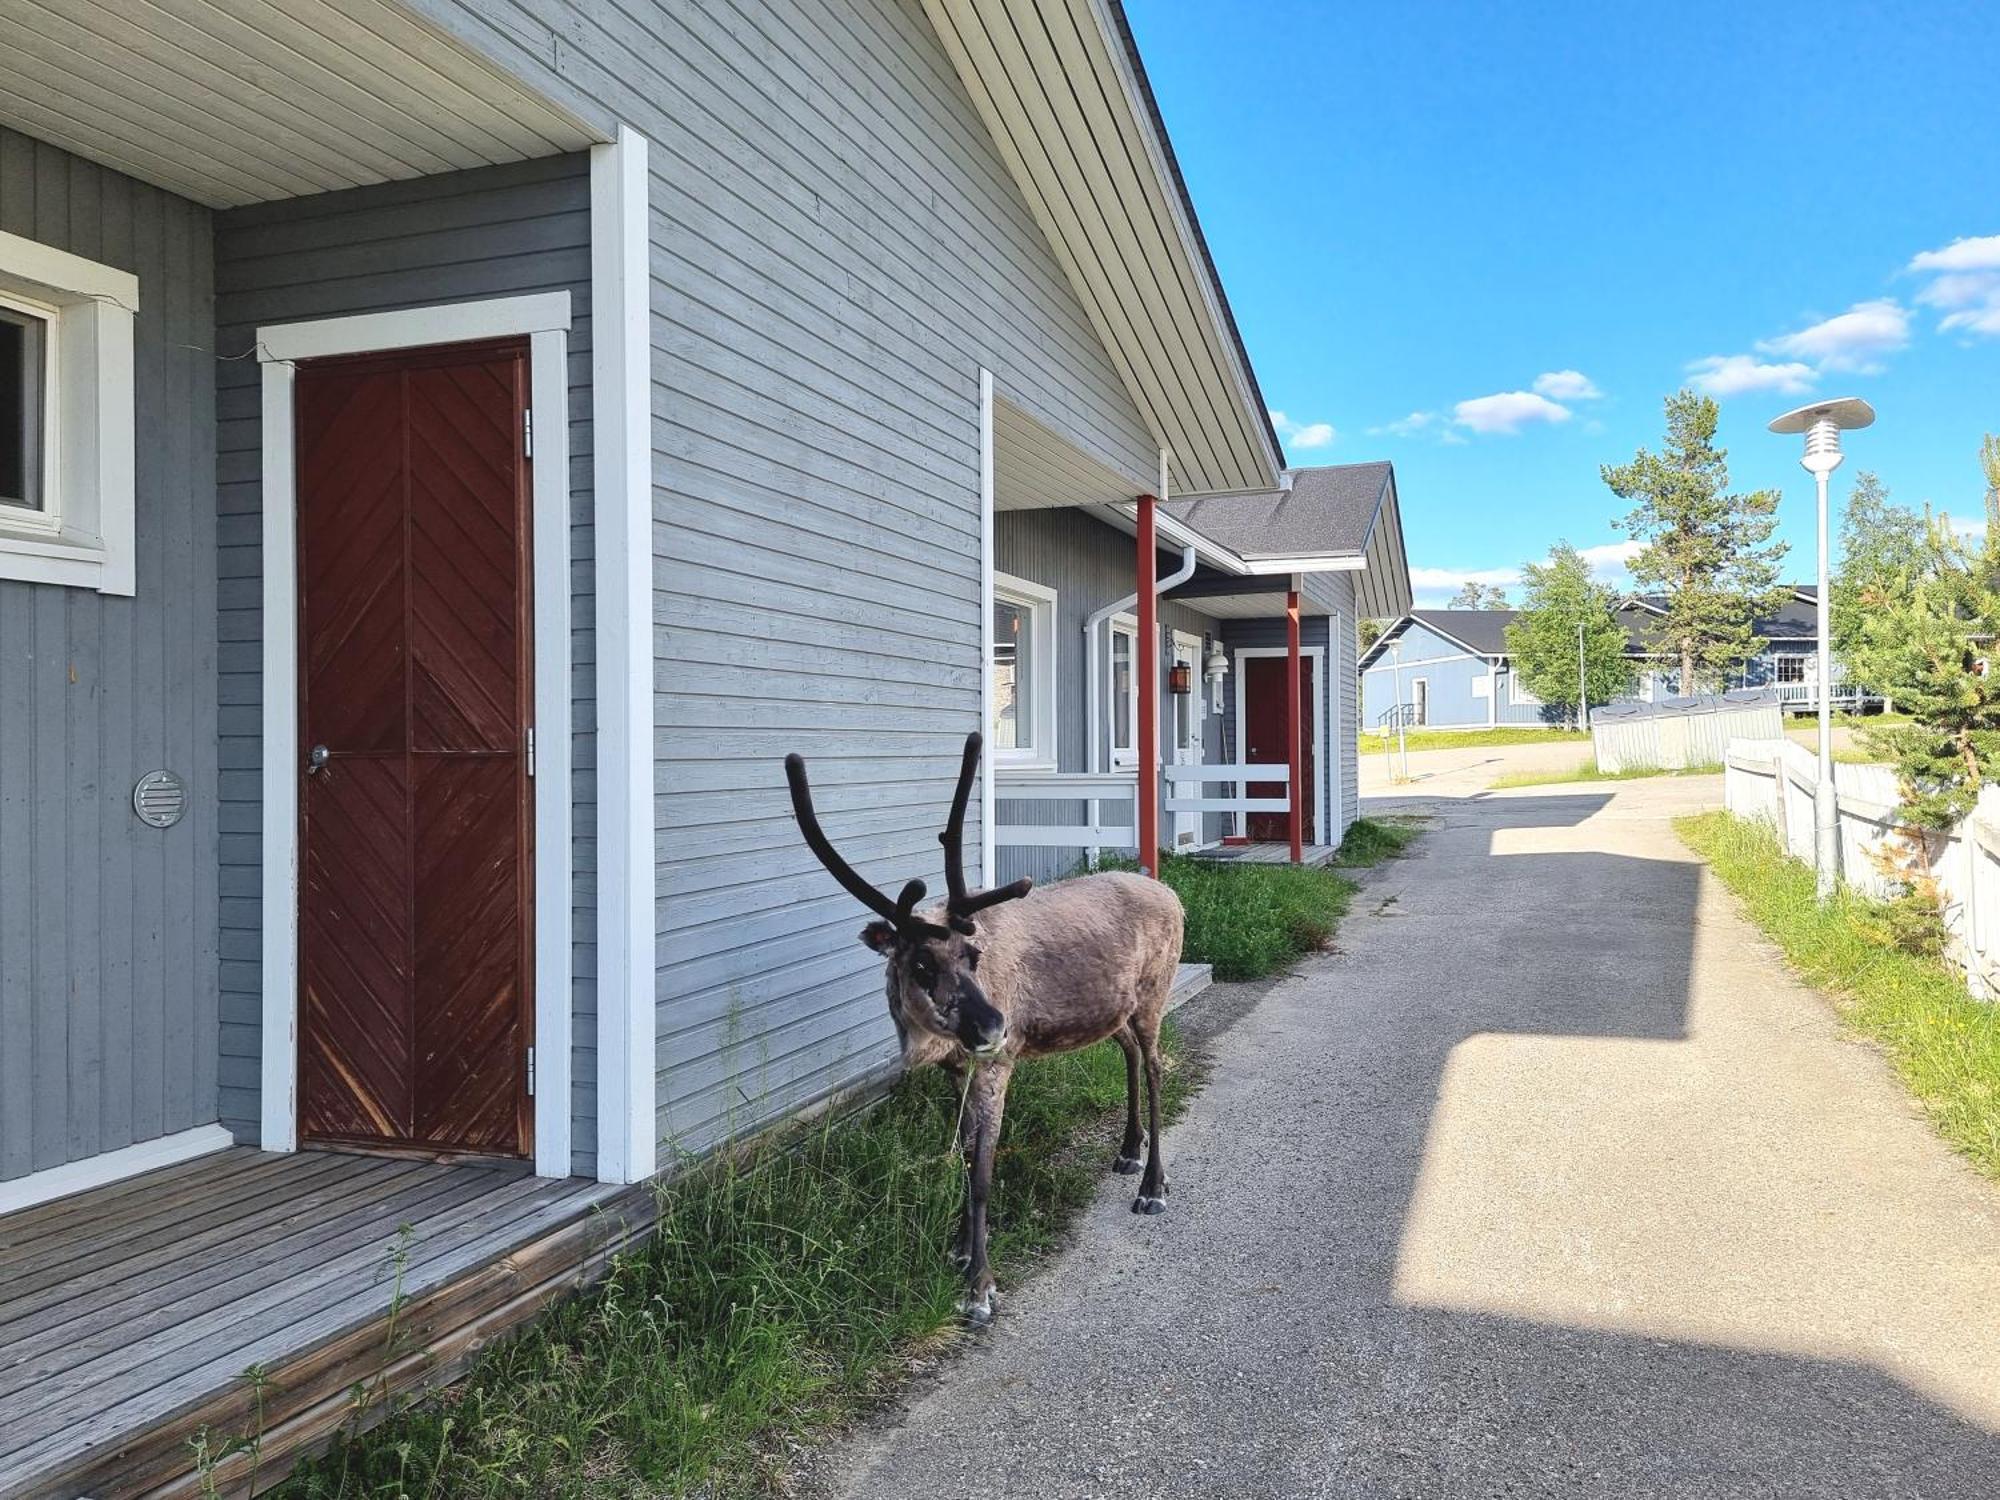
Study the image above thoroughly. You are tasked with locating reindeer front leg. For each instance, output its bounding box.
[958,1059,1013,1326]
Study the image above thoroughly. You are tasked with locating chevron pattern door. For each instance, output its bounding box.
[295,338,534,1158]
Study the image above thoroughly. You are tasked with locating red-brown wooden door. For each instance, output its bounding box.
[1243,656,1314,843]
[295,338,534,1158]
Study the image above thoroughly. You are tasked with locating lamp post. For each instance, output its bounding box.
[1769,396,1875,901]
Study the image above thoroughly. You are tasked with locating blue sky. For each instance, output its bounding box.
[1126,0,2000,608]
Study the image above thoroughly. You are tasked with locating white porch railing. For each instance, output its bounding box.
[1163,762,1291,820]
[992,770,1136,856]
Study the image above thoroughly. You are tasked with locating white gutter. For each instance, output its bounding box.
[1087,544,1196,776]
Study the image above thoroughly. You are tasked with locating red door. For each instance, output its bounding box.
[1243,656,1314,843]
[295,338,534,1157]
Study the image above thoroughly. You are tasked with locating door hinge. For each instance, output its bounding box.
[527,1046,536,1097]
[525,726,536,777]
[523,407,534,458]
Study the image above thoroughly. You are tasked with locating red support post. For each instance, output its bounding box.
[1136,495,1159,877]
[1286,586,1303,864]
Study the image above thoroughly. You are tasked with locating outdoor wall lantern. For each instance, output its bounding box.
[1168,661,1193,696]
[1204,639,1229,716]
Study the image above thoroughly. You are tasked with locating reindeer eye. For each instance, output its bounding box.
[964,945,981,971]
[912,954,938,988]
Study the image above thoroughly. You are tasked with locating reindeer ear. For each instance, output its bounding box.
[860,921,898,953]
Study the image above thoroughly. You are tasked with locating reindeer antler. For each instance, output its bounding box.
[785,753,950,940]
[939,732,1033,934]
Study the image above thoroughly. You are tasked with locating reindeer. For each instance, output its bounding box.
[784,732,1185,1324]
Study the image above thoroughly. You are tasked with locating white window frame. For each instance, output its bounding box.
[1108,612,1141,769]
[992,570,1058,770]
[1510,672,1543,707]
[1775,653,1808,685]
[0,230,137,595]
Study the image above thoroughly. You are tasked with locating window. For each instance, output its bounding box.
[0,298,48,513]
[1509,672,1542,707]
[1776,655,1807,685]
[991,572,1057,767]
[0,230,138,595]
[1108,618,1138,766]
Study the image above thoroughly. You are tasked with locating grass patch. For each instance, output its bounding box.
[1677,811,2000,1179]
[1151,855,1356,981]
[1359,725,1588,753]
[1488,761,1720,789]
[1332,815,1422,867]
[267,1030,1193,1499]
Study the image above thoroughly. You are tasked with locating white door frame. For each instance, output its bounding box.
[1167,629,1205,849]
[1232,645,1327,844]
[256,291,574,1179]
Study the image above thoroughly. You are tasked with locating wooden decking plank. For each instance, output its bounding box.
[0,1167,526,1430]
[0,1146,266,1250]
[72,1185,655,1500]
[0,1156,451,1353]
[0,1174,611,1461]
[0,1152,375,1310]
[0,1149,369,1275]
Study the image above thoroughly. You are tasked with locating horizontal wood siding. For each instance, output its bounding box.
[210,156,599,1174]
[403,0,1164,1153]
[0,129,220,1183]
[1304,571,1359,837]
[994,507,1223,883]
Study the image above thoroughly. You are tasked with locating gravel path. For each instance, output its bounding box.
[811,777,2000,1499]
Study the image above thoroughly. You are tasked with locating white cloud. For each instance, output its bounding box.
[1907,235,2000,337]
[1685,353,1818,398]
[1376,410,1438,437]
[1409,565,1522,592]
[1268,409,1336,451]
[1756,298,1910,373]
[1532,369,1603,401]
[1576,540,1643,591]
[1452,390,1572,435]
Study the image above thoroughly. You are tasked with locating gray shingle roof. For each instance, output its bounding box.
[1160,461,1393,561]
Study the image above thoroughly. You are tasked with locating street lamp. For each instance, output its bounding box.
[1769,396,1875,901]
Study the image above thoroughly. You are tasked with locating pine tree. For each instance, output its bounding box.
[1604,390,1788,690]
[1503,543,1633,726]
[1447,581,1509,609]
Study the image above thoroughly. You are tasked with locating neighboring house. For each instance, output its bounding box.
[0,2,1404,1489]
[1359,586,1866,731]
[992,462,1411,878]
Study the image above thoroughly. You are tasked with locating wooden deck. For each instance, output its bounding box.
[1188,841,1337,867]
[0,1147,649,1498]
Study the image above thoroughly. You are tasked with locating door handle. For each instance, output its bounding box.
[306,745,331,776]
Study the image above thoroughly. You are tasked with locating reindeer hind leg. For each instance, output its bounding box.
[1112,1024,1146,1174]
[1130,1016,1169,1215]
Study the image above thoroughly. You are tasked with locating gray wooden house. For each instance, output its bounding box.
[0,2,1404,1490]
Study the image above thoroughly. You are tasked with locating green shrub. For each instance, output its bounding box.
[1333,816,1421,867]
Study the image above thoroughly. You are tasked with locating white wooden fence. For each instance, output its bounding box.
[1163,762,1291,822]
[1723,737,2000,998]
[991,763,1296,863]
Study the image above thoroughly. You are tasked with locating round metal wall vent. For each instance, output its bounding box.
[133,770,187,830]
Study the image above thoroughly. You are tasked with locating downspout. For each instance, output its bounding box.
[1086,543,1197,776]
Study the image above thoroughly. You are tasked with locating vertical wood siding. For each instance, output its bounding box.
[994,507,1223,884]
[0,129,219,1182]
[1306,571,1359,838]
[210,156,599,1174]
[407,0,1166,1155]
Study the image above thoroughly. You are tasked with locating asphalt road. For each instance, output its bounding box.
[811,772,2000,1499]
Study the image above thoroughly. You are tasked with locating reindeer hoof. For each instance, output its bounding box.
[1131,1194,1168,1215]
[958,1289,997,1326]
[1111,1153,1144,1175]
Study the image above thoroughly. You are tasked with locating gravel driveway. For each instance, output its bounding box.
[809,775,2000,1499]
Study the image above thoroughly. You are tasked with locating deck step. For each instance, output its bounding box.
[1168,962,1213,1012]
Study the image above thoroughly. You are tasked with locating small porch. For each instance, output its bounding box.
[0,1149,648,1498]
[1187,841,1340,867]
